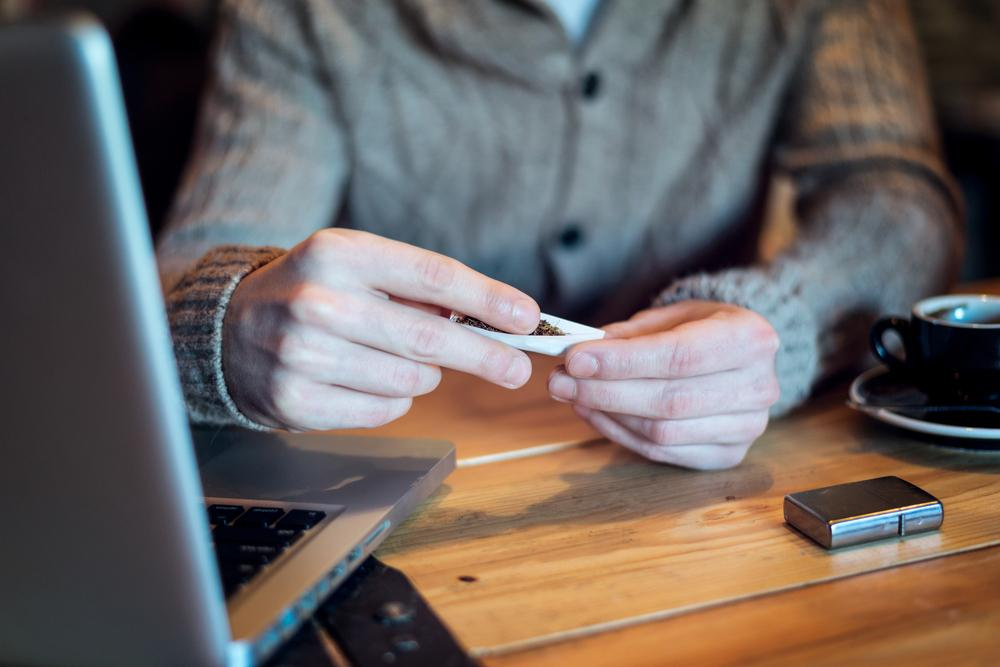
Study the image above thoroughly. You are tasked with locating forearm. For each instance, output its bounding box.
[777,169,960,381]
[165,245,285,428]
[658,0,964,415]
[658,169,960,415]
[156,0,348,425]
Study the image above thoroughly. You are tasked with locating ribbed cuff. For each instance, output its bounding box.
[165,245,286,429]
[655,268,820,416]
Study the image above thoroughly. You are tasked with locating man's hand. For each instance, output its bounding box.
[223,229,540,431]
[548,301,780,470]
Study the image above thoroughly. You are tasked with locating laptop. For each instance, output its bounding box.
[0,14,454,666]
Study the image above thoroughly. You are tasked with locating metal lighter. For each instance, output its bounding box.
[783,476,943,549]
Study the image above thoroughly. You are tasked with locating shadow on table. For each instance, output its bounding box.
[801,371,1000,475]
[381,442,774,553]
[853,418,1000,474]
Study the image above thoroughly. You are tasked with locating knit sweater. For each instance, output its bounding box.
[158,0,962,430]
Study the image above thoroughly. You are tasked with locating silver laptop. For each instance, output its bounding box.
[0,14,454,666]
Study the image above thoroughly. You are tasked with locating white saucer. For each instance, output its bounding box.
[452,312,605,356]
[848,366,1000,441]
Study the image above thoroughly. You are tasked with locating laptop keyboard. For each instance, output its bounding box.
[207,504,326,599]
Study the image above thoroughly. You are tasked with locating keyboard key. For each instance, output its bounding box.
[211,503,320,599]
[217,550,274,568]
[207,504,245,526]
[234,506,285,527]
[276,509,326,530]
[216,542,285,561]
[213,526,303,548]
[219,561,261,581]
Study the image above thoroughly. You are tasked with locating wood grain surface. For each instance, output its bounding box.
[484,544,1000,667]
[375,388,1000,655]
[360,281,1000,663]
[340,354,599,461]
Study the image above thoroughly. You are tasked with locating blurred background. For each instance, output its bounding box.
[3,0,999,280]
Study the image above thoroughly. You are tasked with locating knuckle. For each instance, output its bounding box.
[477,345,513,382]
[658,387,695,419]
[360,398,411,428]
[294,229,364,271]
[681,446,745,471]
[743,412,770,441]
[417,254,457,294]
[316,228,352,257]
[648,419,677,446]
[405,319,446,359]
[419,365,443,394]
[753,374,781,407]
[749,316,780,355]
[720,444,752,468]
[606,352,634,379]
[481,286,512,320]
[765,379,781,406]
[294,230,335,264]
[271,330,302,366]
[285,284,323,324]
[268,379,303,423]
[663,343,697,377]
[574,380,611,409]
[393,397,414,420]
[355,403,390,428]
[644,445,680,465]
[389,362,422,396]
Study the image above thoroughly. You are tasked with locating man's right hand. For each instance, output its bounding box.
[222,229,540,431]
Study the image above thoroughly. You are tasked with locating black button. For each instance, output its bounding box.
[207,504,245,526]
[213,525,303,547]
[234,506,285,527]
[391,634,420,653]
[375,601,415,626]
[581,71,600,100]
[276,509,326,530]
[558,225,584,248]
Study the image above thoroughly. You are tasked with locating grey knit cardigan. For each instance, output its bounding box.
[157,0,962,429]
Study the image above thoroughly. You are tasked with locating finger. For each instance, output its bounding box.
[309,291,532,388]
[264,374,414,431]
[388,295,451,318]
[270,330,442,398]
[572,405,751,470]
[328,231,540,334]
[604,410,770,447]
[548,366,779,419]
[566,312,778,380]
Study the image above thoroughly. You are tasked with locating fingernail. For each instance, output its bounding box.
[504,356,531,387]
[568,353,598,378]
[601,324,625,340]
[512,299,539,332]
[548,372,577,400]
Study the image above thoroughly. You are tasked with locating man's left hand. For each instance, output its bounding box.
[548,301,781,470]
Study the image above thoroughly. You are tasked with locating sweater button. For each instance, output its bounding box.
[558,224,585,248]
[581,71,601,100]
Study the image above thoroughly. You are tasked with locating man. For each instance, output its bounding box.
[158,0,961,469]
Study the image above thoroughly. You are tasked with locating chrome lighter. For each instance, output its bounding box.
[784,476,943,549]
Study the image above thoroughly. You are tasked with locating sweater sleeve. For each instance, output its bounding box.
[657,0,963,416]
[156,0,349,426]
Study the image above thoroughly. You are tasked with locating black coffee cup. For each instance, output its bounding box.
[870,294,1000,401]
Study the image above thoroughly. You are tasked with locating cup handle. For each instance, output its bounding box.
[870,316,910,371]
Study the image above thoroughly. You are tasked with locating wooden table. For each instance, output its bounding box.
[335,289,1000,666]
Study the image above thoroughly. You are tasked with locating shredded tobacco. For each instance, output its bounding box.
[455,315,565,336]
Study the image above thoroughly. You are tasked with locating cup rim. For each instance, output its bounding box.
[913,294,1000,329]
